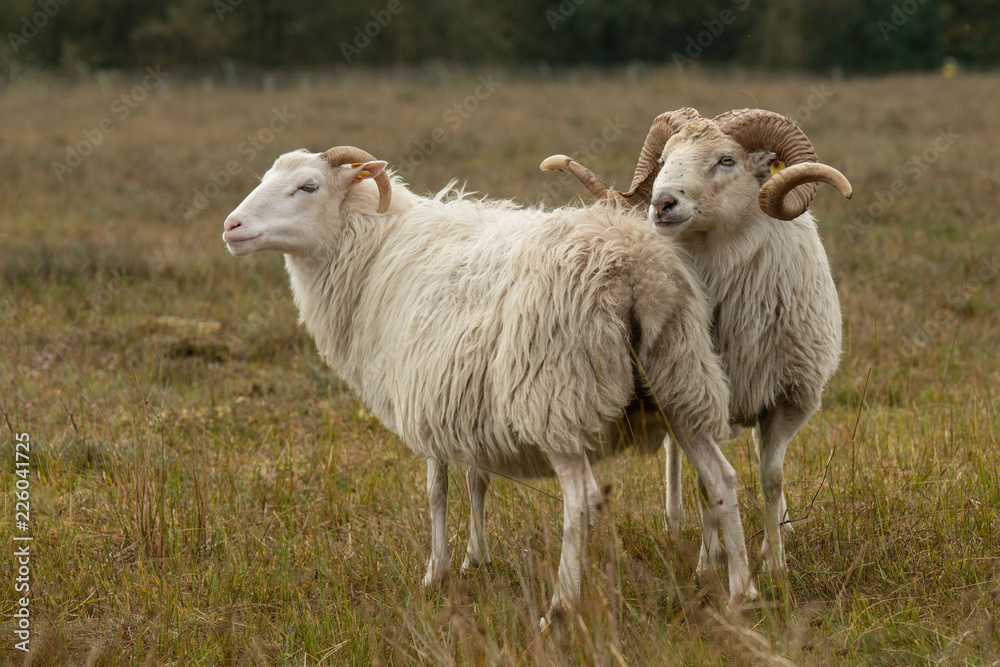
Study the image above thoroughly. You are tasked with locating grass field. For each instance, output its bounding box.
[1,66,999,665]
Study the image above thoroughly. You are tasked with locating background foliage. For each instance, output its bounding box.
[2,0,1000,76]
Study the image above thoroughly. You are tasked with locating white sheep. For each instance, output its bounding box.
[222,145,759,625]
[541,108,852,573]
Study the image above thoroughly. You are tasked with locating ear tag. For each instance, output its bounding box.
[350,162,364,168]
[358,170,371,178]
[769,160,786,175]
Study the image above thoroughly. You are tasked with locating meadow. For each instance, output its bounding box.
[1,66,998,664]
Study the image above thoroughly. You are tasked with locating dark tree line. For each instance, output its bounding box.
[2,0,998,75]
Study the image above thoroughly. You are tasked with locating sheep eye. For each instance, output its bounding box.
[719,156,736,166]
[298,182,318,193]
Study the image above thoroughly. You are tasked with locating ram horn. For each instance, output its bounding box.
[618,107,705,207]
[541,108,703,209]
[322,146,392,213]
[713,109,851,220]
[758,162,853,221]
[539,154,627,205]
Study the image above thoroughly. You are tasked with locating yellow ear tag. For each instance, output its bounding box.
[357,170,371,179]
[350,162,364,168]
[769,160,786,175]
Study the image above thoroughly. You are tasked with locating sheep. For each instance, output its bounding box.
[541,108,853,573]
[222,145,759,625]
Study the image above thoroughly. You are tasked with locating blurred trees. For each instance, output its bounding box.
[1,0,998,74]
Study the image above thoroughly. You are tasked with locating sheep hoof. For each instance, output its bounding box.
[758,539,787,574]
[422,563,449,588]
[696,543,723,579]
[693,565,722,592]
[729,584,762,614]
[539,603,565,633]
[460,554,492,575]
[694,559,711,584]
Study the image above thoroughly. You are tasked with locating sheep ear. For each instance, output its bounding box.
[345,160,388,184]
[750,151,778,186]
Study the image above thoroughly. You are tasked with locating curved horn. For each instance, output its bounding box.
[539,154,626,205]
[713,109,843,220]
[539,108,703,209]
[759,162,852,221]
[620,107,704,207]
[322,146,392,214]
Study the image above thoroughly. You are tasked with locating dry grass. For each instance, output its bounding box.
[1,66,998,665]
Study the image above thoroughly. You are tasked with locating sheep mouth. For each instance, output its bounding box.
[652,214,693,231]
[223,232,262,255]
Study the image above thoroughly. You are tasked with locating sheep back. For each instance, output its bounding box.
[297,193,729,478]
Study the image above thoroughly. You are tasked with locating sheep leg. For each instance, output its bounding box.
[695,475,723,577]
[664,434,685,537]
[756,402,812,573]
[422,458,450,587]
[675,429,758,605]
[753,425,790,536]
[541,449,601,629]
[461,466,491,572]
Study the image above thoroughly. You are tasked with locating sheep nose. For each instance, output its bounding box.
[224,216,243,232]
[651,195,677,217]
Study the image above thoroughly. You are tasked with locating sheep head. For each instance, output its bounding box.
[222,146,391,257]
[539,108,851,222]
[648,118,775,232]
